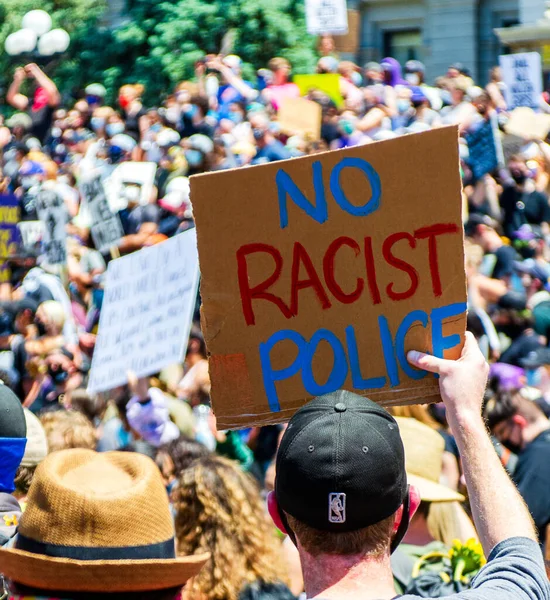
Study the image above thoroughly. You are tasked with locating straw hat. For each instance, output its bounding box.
[0,449,209,592]
[395,417,464,503]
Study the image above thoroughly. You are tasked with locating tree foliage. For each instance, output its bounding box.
[0,0,318,106]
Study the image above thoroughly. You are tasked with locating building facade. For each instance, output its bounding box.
[344,0,547,84]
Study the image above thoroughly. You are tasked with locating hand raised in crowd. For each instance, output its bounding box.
[407,332,489,428]
[13,67,26,82]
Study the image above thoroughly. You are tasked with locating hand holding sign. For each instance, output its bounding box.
[191,126,466,429]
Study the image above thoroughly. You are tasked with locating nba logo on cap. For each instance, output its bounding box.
[328,492,346,523]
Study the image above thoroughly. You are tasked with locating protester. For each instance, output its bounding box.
[0,449,209,597]
[174,455,290,600]
[268,334,549,599]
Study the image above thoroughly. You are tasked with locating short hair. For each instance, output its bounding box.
[39,409,97,452]
[70,388,107,423]
[484,389,545,430]
[285,512,395,557]
[7,583,181,600]
[268,57,291,72]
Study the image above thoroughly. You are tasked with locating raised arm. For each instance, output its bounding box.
[7,67,29,111]
[26,63,60,107]
[408,332,537,554]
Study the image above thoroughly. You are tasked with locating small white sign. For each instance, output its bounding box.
[499,52,542,110]
[105,161,157,213]
[80,176,124,254]
[305,0,348,35]
[87,229,199,394]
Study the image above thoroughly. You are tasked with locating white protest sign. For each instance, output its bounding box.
[87,229,199,394]
[17,221,44,253]
[105,162,157,213]
[499,52,542,110]
[80,176,124,254]
[35,185,67,265]
[305,0,348,35]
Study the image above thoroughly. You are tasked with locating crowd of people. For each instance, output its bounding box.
[0,43,549,600]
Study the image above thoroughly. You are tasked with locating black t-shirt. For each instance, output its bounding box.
[500,185,550,236]
[514,429,550,543]
[492,245,519,279]
[29,105,54,144]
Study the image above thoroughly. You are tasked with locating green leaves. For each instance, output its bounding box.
[0,0,318,106]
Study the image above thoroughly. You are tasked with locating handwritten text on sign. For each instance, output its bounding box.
[87,229,199,394]
[192,127,466,429]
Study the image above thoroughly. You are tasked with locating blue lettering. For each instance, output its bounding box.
[395,310,429,380]
[276,161,327,229]
[330,157,381,217]
[259,329,307,412]
[302,329,348,395]
[431,302,467,359]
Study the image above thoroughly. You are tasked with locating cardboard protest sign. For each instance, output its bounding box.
[504,107,550,141]
[87,229,199,394]
[294,74,344,107]
[279,98,322,140]
[35,186,67,265]
[105,162,157,213]
[191,126,467,429]
[305,0,348,35]
[0,195,19,283]
[499,52,542,110]
[80,176,124,254]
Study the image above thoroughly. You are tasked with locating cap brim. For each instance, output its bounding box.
[407,473,464,503]
[0,547,209,593]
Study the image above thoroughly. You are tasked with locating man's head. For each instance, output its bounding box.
[464,214,503,252]
[0,449,208,595]
[484,389,548,453]
[269,391,420,559]
[0,384,26,494]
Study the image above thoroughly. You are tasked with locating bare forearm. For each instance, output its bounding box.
[451,414,537,554]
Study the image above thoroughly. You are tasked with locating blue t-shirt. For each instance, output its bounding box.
[252,141,291,165]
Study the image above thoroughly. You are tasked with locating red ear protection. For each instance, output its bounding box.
[267,491,288,535]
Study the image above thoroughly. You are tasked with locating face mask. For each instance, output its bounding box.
[526,368,543,387]
[48,364,69,385]
[106,122,125,137]
[35,319,47,336]
[150,123,162,132]
[253,128,265,141]
[511,170,527,185]
[501,438,522,456]
[340,120,354,136]
[351,72,362,87]
[21,176,39,191]
[183,105,198,118]
[397,99,411,114]
[164,107,180,124]
[90,116,106,131]
[228,111,244,124]
[125,186,141,202]
[406,73,420,85]
[186,149,204,167]
[118,95,130,110]
[51,127,62,139]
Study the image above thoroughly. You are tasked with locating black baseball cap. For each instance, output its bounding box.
[275,390,407,534]
[0,384,26,439]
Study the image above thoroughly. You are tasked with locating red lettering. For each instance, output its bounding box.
[364,236,382,305]
[382,232,419,301]
[291,242,332,315]
[236,243,292,326]
[414,223,459,297]
[323,237,364,304]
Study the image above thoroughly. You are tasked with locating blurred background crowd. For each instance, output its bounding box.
[0,14,549,597]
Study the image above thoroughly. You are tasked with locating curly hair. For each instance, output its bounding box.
[174,455,288,600]
[39,409,97,452]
